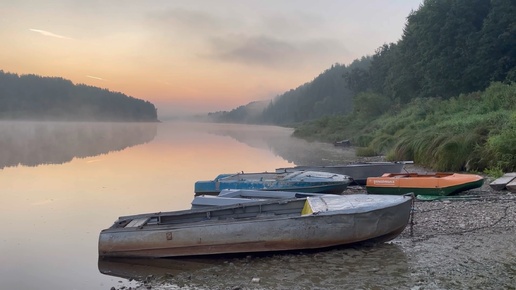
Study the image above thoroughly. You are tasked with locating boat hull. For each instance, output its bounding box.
[489,173,516,191]
[507,178,516,193]
[194,171,351,195]
[276,162,405,185]
[366,173,484,196]
[99,195,412,258]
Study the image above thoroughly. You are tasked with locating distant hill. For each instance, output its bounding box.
[0,71,158,122]
[210,59,370,125]
[208,100,269,123]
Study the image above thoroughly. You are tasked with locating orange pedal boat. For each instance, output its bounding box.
[366,172,484,197]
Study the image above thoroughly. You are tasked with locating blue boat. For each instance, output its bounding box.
[194,171,352,196]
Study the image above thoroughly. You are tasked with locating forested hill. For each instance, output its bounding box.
[211,0,515,126]
[212,58,370,125]
[260,59,370,125]
[0,71,158,122]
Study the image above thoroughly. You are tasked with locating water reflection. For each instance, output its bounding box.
[0,121,157,169]
[98,243,409,289]
[201,123,357,166]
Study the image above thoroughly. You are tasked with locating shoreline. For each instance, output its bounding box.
[356,159,516,288]
[343,159,516,239]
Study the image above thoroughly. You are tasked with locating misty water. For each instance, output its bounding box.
[1,121,513,290]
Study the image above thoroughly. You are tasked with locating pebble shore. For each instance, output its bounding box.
[344,162,516,239]
[348,162,516,289]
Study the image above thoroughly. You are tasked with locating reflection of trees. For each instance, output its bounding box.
[203,123,357,166]
[0,121,157,169]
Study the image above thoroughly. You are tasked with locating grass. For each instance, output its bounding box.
[293,82,516,172]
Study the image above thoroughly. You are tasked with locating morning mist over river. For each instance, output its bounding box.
[0,121,355,289]
[1,121,514,290]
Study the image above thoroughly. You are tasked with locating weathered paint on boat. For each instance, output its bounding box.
[194,171,351,195]
[366,172,484,196]
[98,194,413,258]
[275,162,406,185]
[489,172,516,191]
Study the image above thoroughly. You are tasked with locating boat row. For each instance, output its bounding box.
[99,161,487,259]
[193,161,408,196]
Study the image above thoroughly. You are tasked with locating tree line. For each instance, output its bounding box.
[212,0,515,126]
[0,71,158,122]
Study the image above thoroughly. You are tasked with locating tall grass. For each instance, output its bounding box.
[294,82,516,172]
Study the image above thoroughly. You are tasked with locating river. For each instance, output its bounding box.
[0,121,514,289]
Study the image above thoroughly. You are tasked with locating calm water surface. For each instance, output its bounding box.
[1,121,513,290]
[0,121,359,289]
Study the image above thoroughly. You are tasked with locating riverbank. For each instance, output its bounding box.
[360,161,516,289]
[344,160,516,239]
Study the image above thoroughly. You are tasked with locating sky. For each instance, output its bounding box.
[0,0,423,118]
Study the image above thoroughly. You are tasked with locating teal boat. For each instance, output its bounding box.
[194,171,352,195]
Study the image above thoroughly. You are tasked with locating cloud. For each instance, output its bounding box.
[148,8,234,35]
[29,28,72,40]
[86,75,105,81]
[206,34,348,69]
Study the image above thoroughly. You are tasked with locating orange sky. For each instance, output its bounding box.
[0,0,423,118]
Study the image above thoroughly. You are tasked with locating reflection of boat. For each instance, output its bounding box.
[276,162,406,185]
[489,172,516,191]
[98,243,409,289]
[98,194,413,258]
[98,256,222,280]
[194,171,352,195]
[366,172,484,196]
[191,189,327,208]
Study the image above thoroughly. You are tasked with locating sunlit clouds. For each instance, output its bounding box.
[29,29,72,40]
[206,35,347,69]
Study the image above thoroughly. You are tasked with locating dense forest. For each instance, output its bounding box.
[0,71,158,122]
[211,0,516,173]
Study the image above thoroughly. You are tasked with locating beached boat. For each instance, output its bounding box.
[194,171,351,195]
[275,162,406,185]
[489,172,516,191]
[191,189,327,208]
[366,172,484,196]
[98,194,413,258]
[507,178,516,193]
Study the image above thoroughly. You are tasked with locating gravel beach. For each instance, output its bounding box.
[363,162,516,289]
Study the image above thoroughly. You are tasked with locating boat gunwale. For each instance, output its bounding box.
[103,195,413,233]
[98,196,413,258]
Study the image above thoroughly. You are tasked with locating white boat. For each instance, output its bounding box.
[489,172,516,191]
[98,194,413,258]
[191,189,327,208]
[276,162,406,185]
